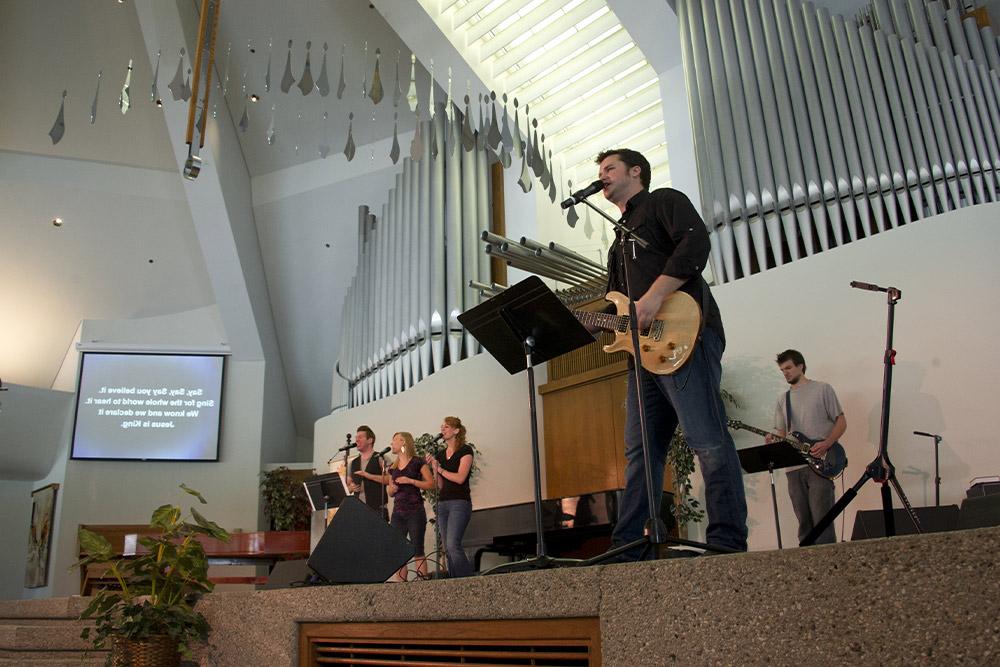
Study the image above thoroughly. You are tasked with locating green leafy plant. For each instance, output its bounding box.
[74,484,230,662]
[667,388,739,528]
[259,466,312,531]
[413,433,483,507]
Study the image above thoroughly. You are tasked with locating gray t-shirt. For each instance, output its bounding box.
[774,380,843,472]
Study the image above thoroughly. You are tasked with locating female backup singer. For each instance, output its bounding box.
[426,416,475,578]
[385,432,433,580]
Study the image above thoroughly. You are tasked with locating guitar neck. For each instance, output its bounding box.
[731,422,807,452]
[572,309,623,332]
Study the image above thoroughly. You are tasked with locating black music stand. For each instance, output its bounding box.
[303,472,348,514]
[738,443,804,549]
[458,276,595,573]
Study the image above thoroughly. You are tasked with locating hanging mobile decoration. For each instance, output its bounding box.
[539,133,551,189]
[410,108,423,161]
[266,103,277,145]
[361,42,368,100]
[181,68,192,101]
[487,91,501,151]
[389,111,400,164]
[318,109,330,158]
[151,49,162,106]
[393,51,402,107]
[238,71,250,132]
[369,48,383,104]
[406,54,418,113]
[566,181,579,228]
[499,93,513,168]
[90,70,102,124]
[461,89,475,152]
[298,41,314,95]
[531,119,544,178]
[280,40,295,93]
[317,42,330,97]
[119,59,133,115]
[265,38,272,93]
[344,111,356,161]
[49,90,67,144]
[336,44,347,99]
[547,150,558,203]
[511,97,523,158]
[517,146,532,193]
[523,104,533,167]
[168,48,186,101]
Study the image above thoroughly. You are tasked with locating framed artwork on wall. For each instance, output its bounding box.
[25,483,59,588]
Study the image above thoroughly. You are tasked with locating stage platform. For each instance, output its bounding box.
[3,526,997,665]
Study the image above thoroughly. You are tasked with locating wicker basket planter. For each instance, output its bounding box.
[110,635,180,667]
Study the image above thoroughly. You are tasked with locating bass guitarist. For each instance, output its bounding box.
[589,148,748,559]
[765,350,847,545]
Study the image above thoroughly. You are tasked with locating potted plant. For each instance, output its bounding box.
[259,466,312,531]
[75,484,230,666]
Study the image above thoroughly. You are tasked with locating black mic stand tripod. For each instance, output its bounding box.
[801,282,922,545]
[576,198,735,562]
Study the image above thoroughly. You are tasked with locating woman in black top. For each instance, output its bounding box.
[426,416,474,577]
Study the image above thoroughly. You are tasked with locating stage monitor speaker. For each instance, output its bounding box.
[308,497,415,584]
[263,559,312,590]
[851,505,960,540]
[959,494,1000,530]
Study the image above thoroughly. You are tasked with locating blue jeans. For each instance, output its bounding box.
[612,327,748,554]
[436,499,473,577]
[391,509,428,556]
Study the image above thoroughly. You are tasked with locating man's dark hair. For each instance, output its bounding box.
[356,425,376,443]
[776,349,806,373]
[595,148,651,190]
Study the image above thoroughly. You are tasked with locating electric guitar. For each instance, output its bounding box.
[727,419,848,479]
[572,290,701,375]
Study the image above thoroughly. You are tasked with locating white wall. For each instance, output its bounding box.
[0,481,33,600]
[707,205,1000,549]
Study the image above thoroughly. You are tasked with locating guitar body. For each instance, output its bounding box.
[789,432,848,479]
[601,290,702,375]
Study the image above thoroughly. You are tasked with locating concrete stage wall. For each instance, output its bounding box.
[190,526,1000,665]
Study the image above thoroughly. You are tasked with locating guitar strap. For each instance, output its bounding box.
[785,390,793,433]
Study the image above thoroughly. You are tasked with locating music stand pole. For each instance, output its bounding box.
[769,462,782,549]
[801,283,922,545]
[914,432,942,507]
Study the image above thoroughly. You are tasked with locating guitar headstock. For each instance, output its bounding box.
[726,419,744,430]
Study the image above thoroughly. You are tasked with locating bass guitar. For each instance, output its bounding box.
[572,290,701,375]
[727,419,848,479]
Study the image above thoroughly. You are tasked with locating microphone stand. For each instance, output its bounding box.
[577,198,732,562]
[801,282,922,545]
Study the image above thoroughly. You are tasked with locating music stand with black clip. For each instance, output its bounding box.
[458,275,595,573]
[303,472,348,516]
[738,442,805,549]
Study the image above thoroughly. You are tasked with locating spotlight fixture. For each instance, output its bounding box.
[52,217,63,227]
[249,93,260,102]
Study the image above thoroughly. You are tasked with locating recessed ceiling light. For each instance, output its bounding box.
[52,217,63,227]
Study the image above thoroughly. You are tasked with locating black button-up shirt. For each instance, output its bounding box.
[606,188,724,344]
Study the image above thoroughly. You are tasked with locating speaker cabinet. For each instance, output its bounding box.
[959,494,1000,530]
[851,505,960,540]
[263,558,312,589]
[308,497,415,584]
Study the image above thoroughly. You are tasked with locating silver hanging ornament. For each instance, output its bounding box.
[487,91,502,150]
[411,111,423,161]
[406,54,417,112]
[499,93,512,167]
[523,104,533,167]
[547,150,557,203]
[49,90,67,144]
[336,44,347,99]
[517,149,533,193]
[566,181,579,227]
[317,42,330,96]
[266,104,277,145]
[393,51,402,107]
[361,42,368,100]
[298,41,314,95]
[168,48,185,101]
[90,70,102,124]
[238,71,249,133]
[265,39,272,93]
[370,48,384,104]
[531,118,544,178]
[461,92,475,152]
[389,112,400,164]
[539,134,551,188]
[151,49,162,106]
[512,97,524,158]
[344,112,356,161]
[119,59,133,115]
[181,68,192,101]
[476,93,486,150]
[280,40,295,93]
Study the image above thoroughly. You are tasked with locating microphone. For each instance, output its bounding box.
[375,446,391,457]
[850,280,887,292]
[336,442,356,452]
[560,180,604,209]
[913,430,940,439]
[431,433,444,443]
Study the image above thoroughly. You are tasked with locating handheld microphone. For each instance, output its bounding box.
[431,433,444,443]
[560,180,604,209]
